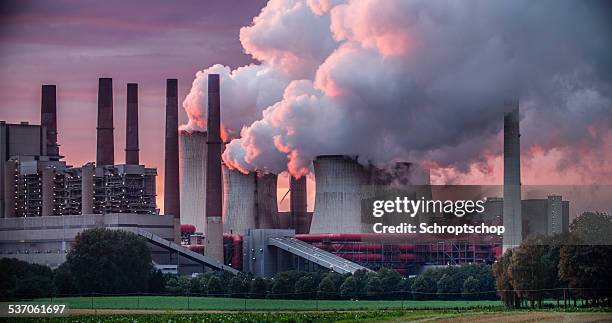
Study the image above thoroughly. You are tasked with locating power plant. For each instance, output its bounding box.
[0,76,570,277]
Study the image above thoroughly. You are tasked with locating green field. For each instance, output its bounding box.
[9,296,502,311]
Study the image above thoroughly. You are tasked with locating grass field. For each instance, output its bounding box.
[13,296,503,311]
[2,309,611,323]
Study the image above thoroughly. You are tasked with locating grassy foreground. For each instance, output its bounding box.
[2,309,611,323]
[10,296,502,311]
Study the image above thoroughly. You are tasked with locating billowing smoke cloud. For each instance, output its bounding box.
[188,0,612,183]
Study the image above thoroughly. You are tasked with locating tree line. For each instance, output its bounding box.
[163,263,496,300]
[493,212,612,308]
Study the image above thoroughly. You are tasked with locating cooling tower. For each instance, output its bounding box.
[41,167,54,217]
[96,78,114,166]
[81,163,94,214]
[164,79,180,243]
[205,74,224,262]
[255,172,279,229]
[310,155,370,233]
[125,83,139,165]
[41,85,60,160]
[180,130,207,232]
[290,176,308,233]
[503,100,522,250]
[222,165,256,234]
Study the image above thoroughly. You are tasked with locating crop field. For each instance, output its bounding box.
[8,296,503,311]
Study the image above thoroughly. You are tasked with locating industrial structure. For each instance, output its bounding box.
[503,100,522,250]
[204,74,224,262]
[180,130,207,233]
[0,77,575,278]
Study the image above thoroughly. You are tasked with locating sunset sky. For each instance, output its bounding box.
[1,0,610,214]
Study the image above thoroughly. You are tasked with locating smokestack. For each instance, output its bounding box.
[503,100,522,250]
[96,78,114,166]
[41,85,60,160]
[125,83,139,165]
[164,79,181,242]
[205,74,224,262]
[290,176,308,233]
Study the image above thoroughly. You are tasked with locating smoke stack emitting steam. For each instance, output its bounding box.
[164,79,181,242]
[41,85,60,160]
[205,74,224,262]
[125,83,139,165]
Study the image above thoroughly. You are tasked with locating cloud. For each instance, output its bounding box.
[191,0,612,184]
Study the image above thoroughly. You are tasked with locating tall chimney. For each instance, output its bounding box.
[96,78,114,166]
[502,100,521,251]
[164,79,181,242]
[290,176,308,233]
[41,85,60,160]
[205,74,224,262]
[125,83,139,165]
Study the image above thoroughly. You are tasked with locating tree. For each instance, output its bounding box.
[317,276,338,299]
[559,212,612,306]
[228,276,248,298]
[53,262,75,295]
[294,275,318,299]
[366,276,383,299]
[411,274,437,300]
[206,276,224,296]
[462,276,481,300]
[249,277,268,298]
[66,228,152,294]
[340,276,359,299]
[0,258,54,299]
[437,273,461,300]
[508,236,556,308]
[271,276,293,298]
[377,268,402,299]
[493,249,519,308]
[147,270,167,294]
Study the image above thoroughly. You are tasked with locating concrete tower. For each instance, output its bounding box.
[222,165,256,234]
[180,130,207,232]
[503,100,522,250]
[125,83,139,165]
[290,176,308,233]
[255,172,279,229]
[204,74,224,262]
[164,79,181,242]
[310,155,370,233]
[96,78,114,166]
[41,85,60,160]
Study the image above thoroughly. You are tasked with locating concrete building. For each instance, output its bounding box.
[180,130,207,232]
[0,213,175,267]
[482,196,569,237]
[0,121,47,216]
[503,100,522,250]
